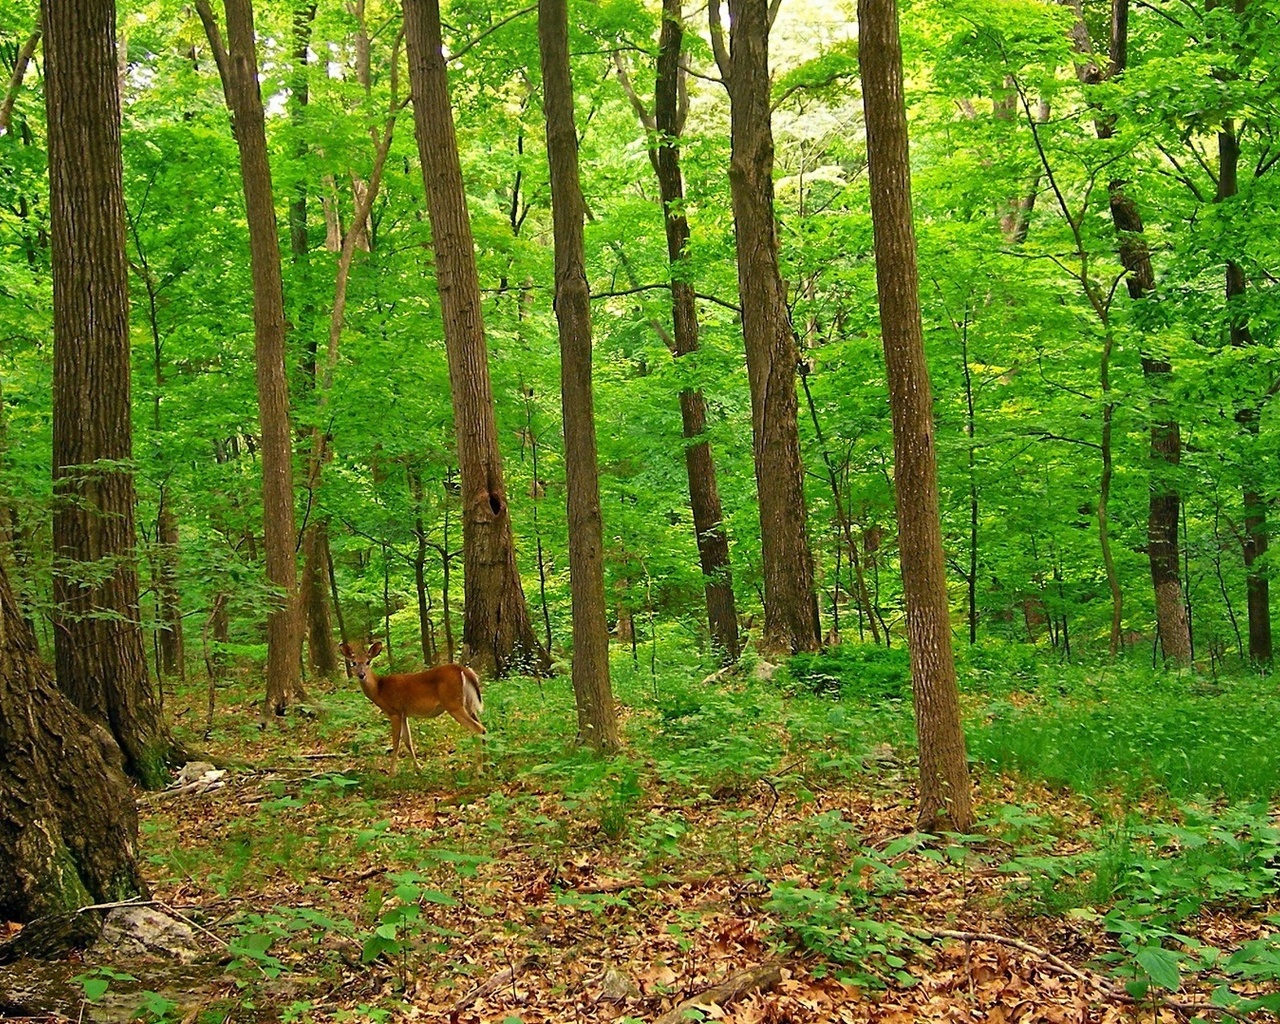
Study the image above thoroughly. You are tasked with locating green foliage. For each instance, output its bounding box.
[787,644,912,702]
[966,668,1280,802]
[763,876,916,989]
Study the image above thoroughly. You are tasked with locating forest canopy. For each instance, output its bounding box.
[0,0,1275,672]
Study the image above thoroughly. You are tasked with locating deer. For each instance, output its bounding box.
[340,640,485,773]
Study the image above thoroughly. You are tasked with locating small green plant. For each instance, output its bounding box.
[763,877,916,988]
[133,991,179,1022]
[74,965,137,1002]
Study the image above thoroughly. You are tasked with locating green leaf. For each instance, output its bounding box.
[1135,947,1181,991]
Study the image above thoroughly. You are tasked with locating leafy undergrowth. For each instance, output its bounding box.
[50,651,1280,1021]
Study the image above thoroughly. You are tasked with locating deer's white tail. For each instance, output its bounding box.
[462,666,484,718]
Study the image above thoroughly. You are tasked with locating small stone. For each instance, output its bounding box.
[600,967,640,1001]
[98,906,201,963]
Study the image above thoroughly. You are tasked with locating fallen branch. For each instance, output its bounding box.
[653,962,783,1024]
[911,927,1096,985]
[450,955,536,1017]
[911,927,1246,1020]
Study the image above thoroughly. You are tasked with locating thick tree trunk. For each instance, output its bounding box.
[404,0,549,678]
[198,0,305,712]
[0,541,146,927]
[538,0,620,752]
[710,0,819,655]
[858,0,972,833]
[46,0,171,788]
[1218,118,1271,662]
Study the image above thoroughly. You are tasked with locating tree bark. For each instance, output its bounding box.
[404,0,550,678]
[858,0,972,833]
[0,541,146,927]
[538,0,620,752]
[197,0,305,712]
[46,0,172,787]
[709,0,820,655]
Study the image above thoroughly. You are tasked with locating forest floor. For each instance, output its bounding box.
[5,652,1280,1023]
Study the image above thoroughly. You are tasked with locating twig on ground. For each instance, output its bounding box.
[653,962,783,1024]
[449,956,536,1016]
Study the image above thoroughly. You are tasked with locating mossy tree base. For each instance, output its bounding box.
[0,558,147,929]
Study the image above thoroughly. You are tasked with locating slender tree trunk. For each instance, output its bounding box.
[404,0,549,677]
[0,15,41,135]
[197,0,304,713]
[1064,0,1191,664]
[46,0,172,787]
[1218,117,1271,662]
[858,0,972,833]
[156,496,184,679]
[615,1,740,662]
[709,0,820,655]
[301,519,338,676]
[290,1,338,676]
[1098,326,1123,659]
[538,0,620,752]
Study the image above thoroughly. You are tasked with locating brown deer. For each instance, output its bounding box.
[341,640,484,773]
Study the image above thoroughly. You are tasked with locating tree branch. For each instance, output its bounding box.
[0,12,41,135]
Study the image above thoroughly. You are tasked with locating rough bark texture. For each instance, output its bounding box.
[652,0,740,663]
[712,0,819,655]
[0,556,146,925]
[200,0,305,711]
[46,0,171,787]
[538,0,620,752]
[858,0,972,833]
[1218,118,1271,662]
[404,0,549,678]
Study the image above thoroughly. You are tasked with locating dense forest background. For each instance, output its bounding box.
[1,0,1277,682]
[4,0,1280,1018]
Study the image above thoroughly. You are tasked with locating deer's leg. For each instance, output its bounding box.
[401,718,419,769]
[389,713,402,774]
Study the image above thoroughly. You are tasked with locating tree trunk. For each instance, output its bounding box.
[301,520,338,677]
[1218,117,1271,662]
[404,0,549,678]
[198,0,305,712]
[538,0,620,752]
[616,0,740,663]
[858,0,972,833]
[0,540,146,928]
[46,0,172,788]
[710,0,819,655]
[0,16,42,137]
[156,496,184,680]
[1064,0,1191,664]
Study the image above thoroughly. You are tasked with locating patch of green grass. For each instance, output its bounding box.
[964,665,1280,803]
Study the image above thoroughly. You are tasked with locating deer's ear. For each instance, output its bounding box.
[368,640,383,658]
[340,643,352,657]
